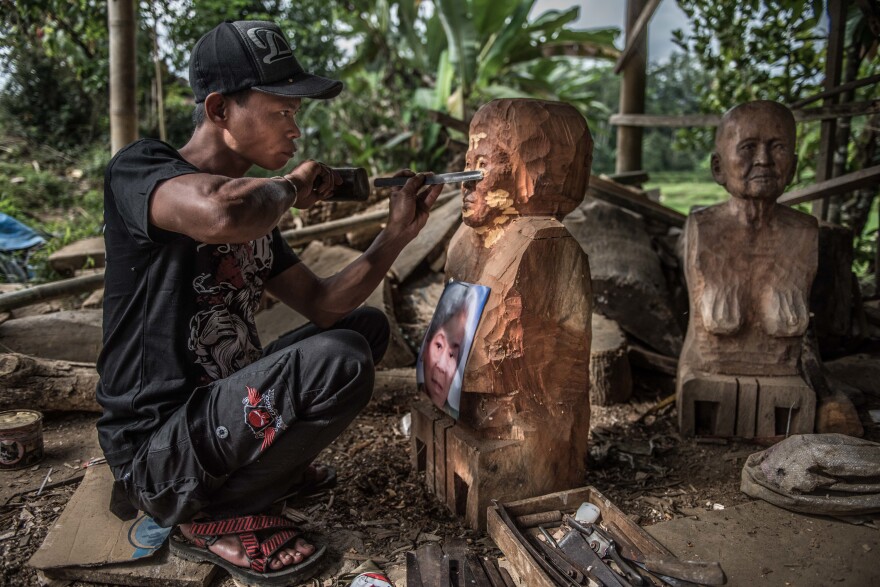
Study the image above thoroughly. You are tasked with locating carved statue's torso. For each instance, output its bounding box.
[682,201,818,376]
[445,216,592,438]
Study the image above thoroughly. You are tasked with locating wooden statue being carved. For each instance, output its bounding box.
[439,99,593,526]
[677,100,818,438]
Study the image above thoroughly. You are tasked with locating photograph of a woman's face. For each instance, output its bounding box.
[416,281,489,419]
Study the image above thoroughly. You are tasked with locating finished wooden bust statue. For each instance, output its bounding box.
[440,98,593,528]
[677,100,818,437]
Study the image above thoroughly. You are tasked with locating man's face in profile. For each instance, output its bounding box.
[462,123,517,228]
[423,311,467,409]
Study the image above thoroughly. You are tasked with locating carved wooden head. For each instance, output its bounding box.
[711,100,798,202]
[462,99,592,227]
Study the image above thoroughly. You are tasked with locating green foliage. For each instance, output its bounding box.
[0,0,109,147]
[0,139,106,281]
[673,0,825,108]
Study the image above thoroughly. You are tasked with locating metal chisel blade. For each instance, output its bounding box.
[373,170,484,187]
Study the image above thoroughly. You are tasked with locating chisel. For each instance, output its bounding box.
[373,170,483,187]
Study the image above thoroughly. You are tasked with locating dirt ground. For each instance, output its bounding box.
[4,367,877,587]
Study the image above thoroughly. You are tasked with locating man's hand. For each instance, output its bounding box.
[385,170,444,242]
[285,160,342,209]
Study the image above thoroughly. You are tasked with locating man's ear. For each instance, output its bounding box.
[710,152,725,187]
[203,92,229,127]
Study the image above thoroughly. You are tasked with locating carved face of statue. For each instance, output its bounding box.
[712,102,797,201]
[461,123,518,228]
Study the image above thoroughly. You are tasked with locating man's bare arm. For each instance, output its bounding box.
[149,161,337,244]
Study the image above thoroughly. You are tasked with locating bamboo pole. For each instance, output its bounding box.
[108,0,138,154]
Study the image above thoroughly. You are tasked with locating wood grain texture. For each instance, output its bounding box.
[0,353,100,412]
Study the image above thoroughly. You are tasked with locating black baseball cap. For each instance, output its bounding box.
[189,20,343,103]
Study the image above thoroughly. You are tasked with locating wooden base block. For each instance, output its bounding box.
[678,373,816,437]
[677,373,738,437]
[444,424,524,531]
[755,376,815,437]
[410,398,454,496]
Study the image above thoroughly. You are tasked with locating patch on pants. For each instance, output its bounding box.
[242,385,287,451]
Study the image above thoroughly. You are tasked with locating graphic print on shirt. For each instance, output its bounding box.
[243,385,286,451]
[188,236,274,382]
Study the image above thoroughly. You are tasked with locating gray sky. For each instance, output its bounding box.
[531,0,690,63]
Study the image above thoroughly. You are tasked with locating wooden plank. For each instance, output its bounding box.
[589,174,686,227]
[777,165,880,206]
[390,195,461,283]
[609,100,880,128]
[48,236,105,275]
[789,72,880,109]
[613,0,663,74]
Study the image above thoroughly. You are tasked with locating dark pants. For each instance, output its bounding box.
[119,307,389,528]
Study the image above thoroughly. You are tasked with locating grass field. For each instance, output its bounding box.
[644,170,728,214]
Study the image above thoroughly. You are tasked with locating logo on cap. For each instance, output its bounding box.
[246,27,293,64]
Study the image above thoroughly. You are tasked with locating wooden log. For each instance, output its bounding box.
[0,273,105,313]
[0,309,103,362]
[47,236,105,276]
[0,353,100,412]
[564,198,684,356]
[254,241,414,368]
[777,165,880,206]
[590,313,633,406]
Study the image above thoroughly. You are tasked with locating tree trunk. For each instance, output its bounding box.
[108,0,138,154]
[590,313,632,406]
[0,354,100,413]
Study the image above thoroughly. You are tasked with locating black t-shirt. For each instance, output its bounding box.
[96,139,300,466]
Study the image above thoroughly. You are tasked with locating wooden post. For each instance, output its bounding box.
[813,0,848,220]
[616,0,648,174]
[108,0,138,154]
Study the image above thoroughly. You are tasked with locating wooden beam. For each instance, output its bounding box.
[428,110,469,133]
[609,100,880,127]
[788,73,880,109]
[608,170,650,185]
[777,165,880,206]
[588,174,686,227]
[813,0,848,219]
[613,0,663,74]
[616,0,648,174]
[610,113,722,127]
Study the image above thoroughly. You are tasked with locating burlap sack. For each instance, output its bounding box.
[740,433,880,515]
